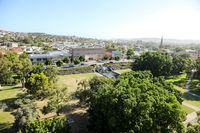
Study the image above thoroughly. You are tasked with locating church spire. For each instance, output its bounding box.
[159,36,164,50]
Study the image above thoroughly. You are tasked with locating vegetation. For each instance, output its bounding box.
[74,59,80,65]
[43,87,70,115]
[17,117,70,133]
[58,65,94,75]
[56,60,64,67]
[13,98,39,130]
[79,56,85,62]
[114,56,120,61]
[62,57,70,64]
[126,48,134,59]
[103,62,132,70]
[75,71,185,133]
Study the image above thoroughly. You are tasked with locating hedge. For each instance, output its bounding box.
[58,65,94,75]
[103,62,132,70]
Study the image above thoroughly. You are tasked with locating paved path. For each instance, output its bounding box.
[182,70,200,125]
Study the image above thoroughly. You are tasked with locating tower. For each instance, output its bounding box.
[159,36,164,50]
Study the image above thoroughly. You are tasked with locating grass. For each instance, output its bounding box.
[0,87,22,101]
[0,86,23,131]
[165,73,200,109]
[57,73,98,94]
[115,69,132,74]
[165,73,188,88]
[182,105,195,114]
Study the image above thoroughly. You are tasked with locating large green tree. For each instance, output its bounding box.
[13,59,33,88]
[126,48,134,59]
[132,52,173,76]
[88,71,185,133]
[0,57,14,84]
[25,73,50,99]
[171,53,192,75]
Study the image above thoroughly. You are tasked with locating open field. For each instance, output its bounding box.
[115,69,132,74]
[57,73,98,94]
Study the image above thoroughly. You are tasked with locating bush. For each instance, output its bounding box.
[17,117,70,133]
[103,62,132,70]
[58,66,94,75]
[74,59,80,65]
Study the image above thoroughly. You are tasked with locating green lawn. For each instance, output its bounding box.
[0,86,23,130]
[0,87,22,101]
[182,105,195,114]
[115,69,132,74]
[57,73,98,94]
[165,74,200,109]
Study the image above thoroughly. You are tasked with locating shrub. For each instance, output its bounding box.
[17,117,70,133]
[58,66,94,75]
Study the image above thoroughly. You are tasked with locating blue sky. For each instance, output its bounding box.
[1,0,200,39]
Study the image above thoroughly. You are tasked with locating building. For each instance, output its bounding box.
[104,49,123,58]
[29,51,71,64]
[70,48,105,60]
[5,42,19,48]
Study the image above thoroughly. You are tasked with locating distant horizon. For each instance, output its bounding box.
[2,28,200,42]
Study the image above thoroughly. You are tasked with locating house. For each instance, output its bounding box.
[70,48,105,60]
[5,42,19,48]
[0,50,23,56]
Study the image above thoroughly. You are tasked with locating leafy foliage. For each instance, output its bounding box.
[132,52,173,76]
[56,60,63,67]
[13,98,39,130]
[126,48,134,59]
[17,117,70,133]
[79,56,85,62]
[171,53,193,75]
[62,57,70,63]
[87,71,185,133]
[74,59,80,65]
[25,73,50,99]
[43,87,70,115]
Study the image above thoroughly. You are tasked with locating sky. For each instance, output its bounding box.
[1,0,200,40]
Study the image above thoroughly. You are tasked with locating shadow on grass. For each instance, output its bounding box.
[0,86,21,91]
[183,92,200,101]
[59,103,81,114]
[0,123,16,133]
[68,112,90,133]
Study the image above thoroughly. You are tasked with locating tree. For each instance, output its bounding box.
[45,58,53,65]
[0,57,14,84]
[25,73,49,99]
[126,48,134,59]
[13,98,39,130]
[87,71,185,133]
[195,56,200,79]
[74,59,80,65]
[114,56,120,61]
[103,56,109,60]
[63,57,70,63]
[4,52,19,63]
[171,53,192,75]
[43,87,70,116]
[56,60,63,67]
[17,117,70,133]
[132,52,173,76]
[13,59,33,88]
[79,56,85,62]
